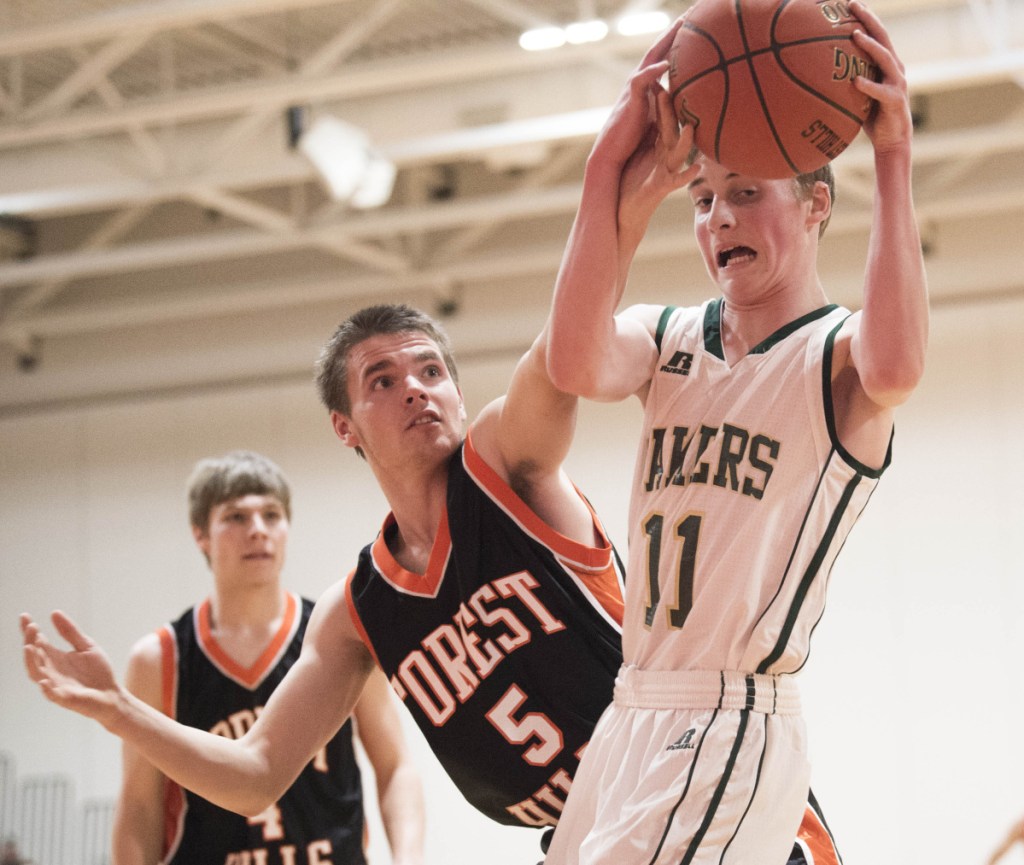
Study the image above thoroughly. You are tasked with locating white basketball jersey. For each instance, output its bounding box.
[623,300,889,674]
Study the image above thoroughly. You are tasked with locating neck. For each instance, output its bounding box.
[208,581,287,630]
[372,451,451,574]
[721,277,827,357]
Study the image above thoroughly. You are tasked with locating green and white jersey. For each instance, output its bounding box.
[623,299,890,675]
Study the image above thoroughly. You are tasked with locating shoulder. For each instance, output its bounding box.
[124,629,167,710]
[307,576,368,652]
[620,302,670,331]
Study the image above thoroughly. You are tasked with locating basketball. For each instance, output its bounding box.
[668,0,878,178]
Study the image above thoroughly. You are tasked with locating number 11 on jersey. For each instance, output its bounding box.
[642,512,703,630]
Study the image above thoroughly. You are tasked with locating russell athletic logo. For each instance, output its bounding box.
[660,350,694,376]
[667,728,697,751]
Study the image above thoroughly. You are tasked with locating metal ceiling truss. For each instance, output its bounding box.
[0,0,1021,370]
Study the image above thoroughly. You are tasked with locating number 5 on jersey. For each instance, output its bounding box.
[486,684,563,766]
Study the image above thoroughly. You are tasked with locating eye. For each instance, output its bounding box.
[264,510,283,523]
[691,194,712,211]
[424,364,443,378]
[371,375,393,390]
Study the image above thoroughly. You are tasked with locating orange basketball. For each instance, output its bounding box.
[668,0,878,178]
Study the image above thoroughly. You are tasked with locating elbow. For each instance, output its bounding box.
[234,769,291,817]
[861,355,926,408]
[546,348,604,400]
[237,787,281,818]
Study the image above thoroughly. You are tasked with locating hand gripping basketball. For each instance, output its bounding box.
[668,0,878,177]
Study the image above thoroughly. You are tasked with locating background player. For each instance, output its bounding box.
[111,449,424,865]
[23,305,835,863]
[543,4,928,863]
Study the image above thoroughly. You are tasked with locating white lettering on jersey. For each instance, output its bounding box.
[389,571,565,724]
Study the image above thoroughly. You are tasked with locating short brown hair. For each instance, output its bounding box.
[187,450,291,530]
[315,304,460,416]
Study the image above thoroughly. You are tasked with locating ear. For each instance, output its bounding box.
[808,180,831,232]
[192,524,211,559]
[331,410,362,451]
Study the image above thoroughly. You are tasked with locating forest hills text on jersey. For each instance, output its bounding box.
[387,571,566,725]
[643,423,781,498]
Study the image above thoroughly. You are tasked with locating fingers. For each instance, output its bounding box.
[638,16,685,69]
[630,59,670,101]
[654,87,679,148]
[654,90,697,179]
[848,0,896,55]
[51,609,95,652]
[23,642,45,682]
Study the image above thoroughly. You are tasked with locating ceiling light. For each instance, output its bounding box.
[519,26,566,51]
[565,19,609,44]
[616,11,671,36]
[350,156,397,210]
[297,115,395,208]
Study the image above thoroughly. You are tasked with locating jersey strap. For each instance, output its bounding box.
[655,306,678,354]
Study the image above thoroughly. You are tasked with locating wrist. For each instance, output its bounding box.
[872,141,913,178]
[102,685,136,737]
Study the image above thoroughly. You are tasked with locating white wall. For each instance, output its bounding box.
[1,296,1022,864]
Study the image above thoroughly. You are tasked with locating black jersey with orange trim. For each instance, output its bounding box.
[346,435,625,828]
[159,592,366,865]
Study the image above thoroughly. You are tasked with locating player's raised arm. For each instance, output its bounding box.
[21,583,374,817]
[845,0,928,407]
[547,19,696,402]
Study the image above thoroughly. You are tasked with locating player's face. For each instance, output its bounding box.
[194,494,289,585]
[687,156,822,301]
[332,330,466,472]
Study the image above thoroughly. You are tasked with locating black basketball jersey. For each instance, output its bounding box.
[346,434,625,828]
[158,592,366,865]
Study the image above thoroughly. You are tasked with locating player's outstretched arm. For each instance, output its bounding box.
[986,815,1024,865]
[547,18,695,402]
[352,667,425,865]
[846,0,928,408]
[21,586,374,818]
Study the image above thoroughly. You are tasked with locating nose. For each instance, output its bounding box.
[708,196,734,231]
[249,514,268,537]
[403,375,428,404]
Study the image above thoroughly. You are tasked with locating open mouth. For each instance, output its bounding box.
[717,246,756,268]
[408,411,440,429]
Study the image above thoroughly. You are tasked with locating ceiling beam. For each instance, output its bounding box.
[0,0,352,57]
[2,184,1021,344]
[1,21,1016,153]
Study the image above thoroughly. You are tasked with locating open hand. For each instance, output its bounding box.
[21,611,122,727]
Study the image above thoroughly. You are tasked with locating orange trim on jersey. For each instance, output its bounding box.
[797,802,841,865]
[157,625,177,718]
[567,559,624,627]
[195,592,298,689]
[463,432,624,626]
[463,431,612,572]
[369,510,451,598]
[345,570,383,668]
[156,625,186,859]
